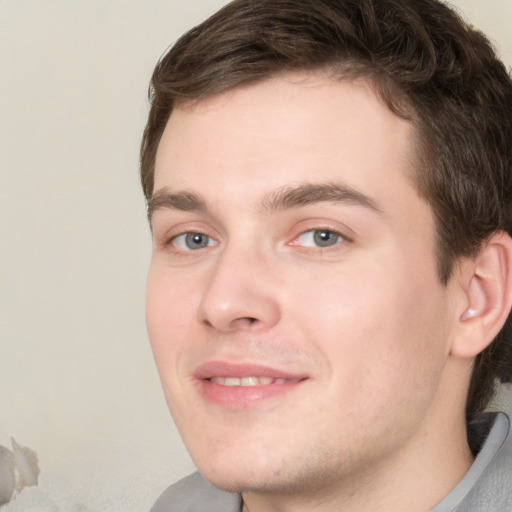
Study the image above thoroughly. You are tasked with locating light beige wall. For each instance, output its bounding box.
[0,1,511,510]
[0,1,228,509]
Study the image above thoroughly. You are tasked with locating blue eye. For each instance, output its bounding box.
[296,229,344,248]
[172,232,216,250]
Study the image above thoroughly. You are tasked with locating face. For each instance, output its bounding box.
[146,75,460,498]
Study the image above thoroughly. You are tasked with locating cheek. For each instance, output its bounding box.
[286,262,448,399]
[287,264,392,347]
[145,266,197,364]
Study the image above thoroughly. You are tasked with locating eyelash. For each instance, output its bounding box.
[167,231,218,252]
[290,228,349,249]
[164,227,349,254]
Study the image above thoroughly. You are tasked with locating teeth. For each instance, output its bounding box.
[241,377,259,386]
[210,376,285,386]
[224,378,241,386]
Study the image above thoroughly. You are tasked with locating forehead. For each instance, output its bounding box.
[153,73,419,212]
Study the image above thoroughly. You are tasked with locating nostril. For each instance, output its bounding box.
[231,316,260,329]
[200,316,258,330]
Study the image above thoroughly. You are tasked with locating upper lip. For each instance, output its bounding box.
[194,360,308,381]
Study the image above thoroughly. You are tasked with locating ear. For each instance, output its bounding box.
[451,231,512,359]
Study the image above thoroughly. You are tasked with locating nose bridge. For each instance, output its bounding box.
[197,238,281,331]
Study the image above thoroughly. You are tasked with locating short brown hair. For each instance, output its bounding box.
[140,0,512,421]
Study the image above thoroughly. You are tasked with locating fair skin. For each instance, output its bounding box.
[146,74,512,511]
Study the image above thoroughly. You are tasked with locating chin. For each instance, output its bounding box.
[193,443,328,497]
[192,448,285,493]
[197,465,263,493]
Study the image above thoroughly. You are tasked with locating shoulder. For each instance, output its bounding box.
[434,412,512,511]
[150,471,241,512]
[461,412,512,511]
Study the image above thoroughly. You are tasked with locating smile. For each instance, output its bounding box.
[210,376,291,386]
[195,361,308,408]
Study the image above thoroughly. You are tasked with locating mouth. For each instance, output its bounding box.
[210,376,294,386]
[194,362,308,409]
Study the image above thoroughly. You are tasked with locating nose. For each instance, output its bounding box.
[197,245,281,332]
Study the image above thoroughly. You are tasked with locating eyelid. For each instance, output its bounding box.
[170,231,218,251]
[287,220,354,247]
[151,209,220,240]
[153,219,219,251]
[288,228,346,248]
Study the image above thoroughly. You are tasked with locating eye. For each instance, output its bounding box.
[171,232,217,251]
[295,229,344,248]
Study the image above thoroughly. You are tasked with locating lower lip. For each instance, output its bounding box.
[198,379,304,409]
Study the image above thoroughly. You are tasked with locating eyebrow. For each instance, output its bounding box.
[261,182,383,214]
[148,181,383,223]
[147,189,207,221]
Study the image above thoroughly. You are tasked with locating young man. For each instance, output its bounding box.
[141,0,512,510]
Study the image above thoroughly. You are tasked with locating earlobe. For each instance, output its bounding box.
[459,308,478,321]
[451,232,512,359]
